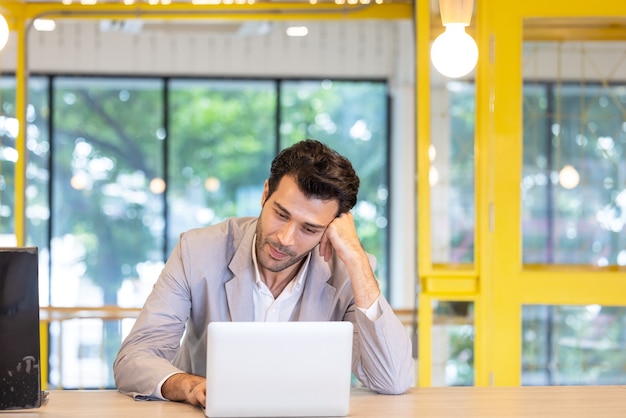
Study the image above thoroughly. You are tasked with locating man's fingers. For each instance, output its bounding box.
[191,382,206,407]
[318,235,333,262]
[323,244,333,262]
[196,392,206,408]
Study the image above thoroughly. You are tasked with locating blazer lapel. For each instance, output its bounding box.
[224,221,257,321]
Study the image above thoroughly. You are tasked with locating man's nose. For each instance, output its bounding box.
[276,221,297,246]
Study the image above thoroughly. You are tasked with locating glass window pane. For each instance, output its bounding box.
[0,76,51,304]
[280,80,390,294]
[523,41,626,265]
[167,79,277,254]
[50,77,165,388]
[26,77,52,305]
[522,304,626,385]
[0,77,18,245]
[52,77,165,308]
[432,300,475,386]
[430,82,476,264]
[49,318,107,389]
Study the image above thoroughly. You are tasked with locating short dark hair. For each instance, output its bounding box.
[267,139,360,215]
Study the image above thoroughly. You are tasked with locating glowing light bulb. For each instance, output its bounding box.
[0,14,9,51]
[430,23,478,78]
[33,19,56,32]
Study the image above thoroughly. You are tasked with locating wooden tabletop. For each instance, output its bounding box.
[1,386,625,417]
[352,385,626,418]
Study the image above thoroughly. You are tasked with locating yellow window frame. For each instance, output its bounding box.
[416,0,626,387]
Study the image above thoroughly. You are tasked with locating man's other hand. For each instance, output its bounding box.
[161,373,206,407]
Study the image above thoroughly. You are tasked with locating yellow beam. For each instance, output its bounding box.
[524,17,626,41]
[473,0,494,388]
[13,15,27,246]
[415,0,431,278]
[517,0,626,18]
[415,0,432,387]
[3,2,412,21]
[423,277,477,294]
[521,271,626,306]
[487,2,524,387]
[39,321,48,390]
[417,293,432,386]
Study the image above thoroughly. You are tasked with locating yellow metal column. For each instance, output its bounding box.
[473,0,524,386]
[415,0,433,387]
[8,5,28,246]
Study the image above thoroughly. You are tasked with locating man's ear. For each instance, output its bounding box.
[261,180,269,206]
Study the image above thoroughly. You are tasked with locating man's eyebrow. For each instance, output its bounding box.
[274,202,327,230]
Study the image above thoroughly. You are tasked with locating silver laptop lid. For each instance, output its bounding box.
[205,321,353,418]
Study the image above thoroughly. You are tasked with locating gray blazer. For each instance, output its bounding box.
[113,217,414,397]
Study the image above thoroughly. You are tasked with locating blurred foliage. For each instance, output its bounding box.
[522,82,626,265]
[437,84,475,264]
[1,75,390,305]
[434,301,475,386]
[522,305,626,385]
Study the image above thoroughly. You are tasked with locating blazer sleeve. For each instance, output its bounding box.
[350,294,415,395]
[113,235,193,399]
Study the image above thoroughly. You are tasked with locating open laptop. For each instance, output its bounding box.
[205,321,353,418]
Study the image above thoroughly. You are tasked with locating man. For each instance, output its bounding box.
[113,139,414,406]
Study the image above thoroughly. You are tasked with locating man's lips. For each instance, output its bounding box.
[268,244,287,260]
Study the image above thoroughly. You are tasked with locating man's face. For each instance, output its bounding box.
[255,175,339,274]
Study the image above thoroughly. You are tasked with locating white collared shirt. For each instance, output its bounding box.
[251,234,309,321]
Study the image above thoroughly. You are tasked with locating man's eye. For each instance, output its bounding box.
[277,212,288,219]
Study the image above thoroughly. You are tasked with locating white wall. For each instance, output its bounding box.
[3,19,410,79]
[0,18,418,308]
